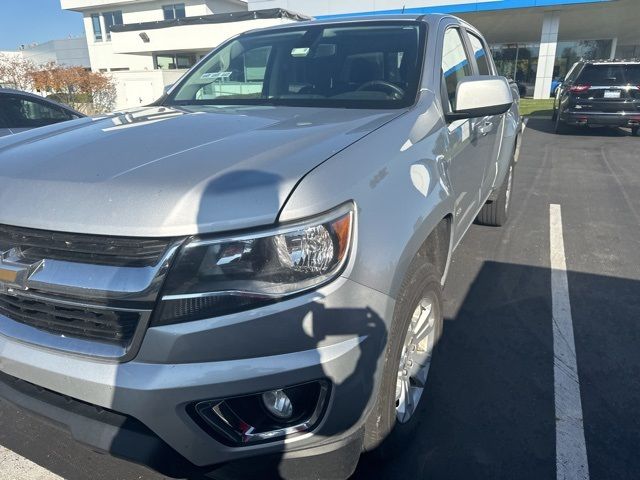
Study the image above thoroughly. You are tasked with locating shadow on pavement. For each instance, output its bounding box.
[356,260,640,480]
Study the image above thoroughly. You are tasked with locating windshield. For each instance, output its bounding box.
[577,64,640,85]
[166,22,425,109]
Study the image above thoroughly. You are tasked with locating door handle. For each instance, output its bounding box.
[478,120,494,136]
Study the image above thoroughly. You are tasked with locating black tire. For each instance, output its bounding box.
[632,126,639,137]
[364,259,443,455]
[554,108,565,134]
[476,161,514,227]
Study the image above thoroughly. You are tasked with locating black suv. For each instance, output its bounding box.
[552,60,640,135]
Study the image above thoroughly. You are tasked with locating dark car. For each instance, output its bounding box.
[0,88,84,137]
[552,60,640,135]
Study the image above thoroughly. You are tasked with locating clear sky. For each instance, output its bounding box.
[0,0,85,51]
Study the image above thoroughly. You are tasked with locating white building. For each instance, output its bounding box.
[60,0,309,108]
[60,0,250,72]
[20,38,91,68]
[246,0,640,99]
[1,39,90,90]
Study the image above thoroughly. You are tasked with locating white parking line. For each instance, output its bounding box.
[550,204,590,480]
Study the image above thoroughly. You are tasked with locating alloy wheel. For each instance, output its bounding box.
[395,296,436,424]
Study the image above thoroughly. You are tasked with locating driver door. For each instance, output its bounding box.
[441,27,488,246]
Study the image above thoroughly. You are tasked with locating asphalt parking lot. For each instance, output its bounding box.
[1,117,639,480]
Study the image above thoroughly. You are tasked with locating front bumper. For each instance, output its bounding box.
[0,277,393,469]
[562,110,640,127]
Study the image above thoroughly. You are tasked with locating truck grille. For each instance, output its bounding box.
[0,224,182,358]
[0,293,141,345]
[0,224,171,267]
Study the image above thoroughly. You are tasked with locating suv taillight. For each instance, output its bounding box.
[569,84,591,93]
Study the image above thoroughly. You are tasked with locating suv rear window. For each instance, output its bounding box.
[577,64,640,86]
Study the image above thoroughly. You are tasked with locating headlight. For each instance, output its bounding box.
[154,204,354,325]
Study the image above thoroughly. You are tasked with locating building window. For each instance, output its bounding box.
[555,39,613,78]
[91,13,103,42]
[491,39,613,97]
[155,53,196,70]
[163,3,186,20]
[491,43,540,97]
[103,10,123,41]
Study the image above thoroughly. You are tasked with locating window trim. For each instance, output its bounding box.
[464,29,496,76]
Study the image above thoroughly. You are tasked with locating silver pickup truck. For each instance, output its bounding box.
[0,14,519,479]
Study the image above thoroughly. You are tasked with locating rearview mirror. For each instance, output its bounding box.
[446,76,513,121]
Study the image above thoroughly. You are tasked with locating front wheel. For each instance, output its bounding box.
[364,259,443,454]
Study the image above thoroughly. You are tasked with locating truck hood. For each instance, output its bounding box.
[0,105,399,237]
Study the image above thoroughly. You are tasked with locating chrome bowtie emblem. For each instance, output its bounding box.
[0,249,45,291]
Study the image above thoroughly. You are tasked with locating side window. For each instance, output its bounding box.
[442,28,473,110]
[0,96,71,128]
[468,32,493,76]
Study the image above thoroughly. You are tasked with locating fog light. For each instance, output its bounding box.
[190,380,330,446]
[262,389,293,420]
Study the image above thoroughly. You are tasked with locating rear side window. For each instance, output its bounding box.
[577,64,640,85]
[468,32,492,76]
[442,28,473,110]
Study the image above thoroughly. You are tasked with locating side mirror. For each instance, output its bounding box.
[446,76,513,121]
[163,83,174,94]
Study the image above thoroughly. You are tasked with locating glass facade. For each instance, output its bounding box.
[491,43,540,97]
[491,39,613,97]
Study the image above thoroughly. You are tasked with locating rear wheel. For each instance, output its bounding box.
[364,259,443,454]
[476,160,514,227]
[554,108,565,133]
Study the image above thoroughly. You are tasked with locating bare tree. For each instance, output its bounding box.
[0,53,36,90]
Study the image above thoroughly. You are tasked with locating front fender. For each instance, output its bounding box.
[279,94,455,300]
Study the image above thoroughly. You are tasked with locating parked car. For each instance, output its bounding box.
[0,15,519,479]
[0,88,84,137]
[551,77,563,97]
[552,60,640,135]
